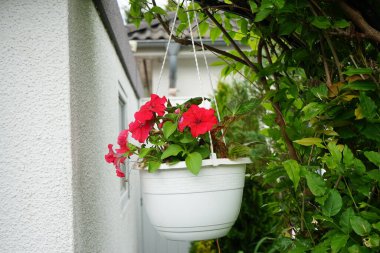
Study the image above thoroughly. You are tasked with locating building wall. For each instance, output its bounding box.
[0,0,142,252]
[0,0,74,252]
[68,0,141,253]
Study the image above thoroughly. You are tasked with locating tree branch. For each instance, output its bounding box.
[258,39,300,162]
[150,1,250,67]
[337,0,380,43]
[202,8,259,72]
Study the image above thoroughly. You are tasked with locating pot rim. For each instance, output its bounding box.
[146,157,251,170]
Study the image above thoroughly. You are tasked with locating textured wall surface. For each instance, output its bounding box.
[0,0,142,252]
[0,0,74,252]
[68,0,142,252]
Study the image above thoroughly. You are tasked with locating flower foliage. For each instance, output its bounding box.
[105,94,222,177]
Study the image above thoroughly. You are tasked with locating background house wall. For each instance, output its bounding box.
[0,0,143,252]
[69,0,142,252]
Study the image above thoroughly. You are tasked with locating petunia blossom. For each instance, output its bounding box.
[134,94,167,122]
[115,168,125,178]
[116,130,130,156]
[178,105,218,137]
[105,144,117,164]
[117,129,129,147]
[134,104,154,122]
[145,94,167,116]
[129,119,154,143]
[104,144,126,178]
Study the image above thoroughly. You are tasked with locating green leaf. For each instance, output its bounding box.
[185,152,202,175]
[248,0,258,13]
[311,85,329,99]
[343,67,373,76]
[343,145,355,167]
[163,121,177,139]
[161,144,183,160]
[350,216,372,236]
[367,170,380,182]
[333,19,350,28]
[312,239,330,253]
[348,244,370,253]
[359,92,377,120]
[143,12,154,25]
[327,142,342,164]
[273,0,285,9]
[302,102,326,121]
[340,208,355,234]
[199,21,209,37]
[283,160,301,191]
[363,234,380,248]
[138,148,153,158]
[373,222,380,231]
[364,151,380,167]
[361,124,380,143]
[305,171,327,196]
[322,189,343,217]
[228,144,251,159]
[194,146,211,159]
[353,158,366,174]
[148,161,161,173]
[279,21,298,35]
[240,19,248,34]
[331,233,349,252]
[254,8,272,22]
[210,27,222,43]
[343,81,377,91]
[236,99,260,115]
[311,16,331,29]
[294,137,324,147]
[150,6,167,15]
[180,131,195,144]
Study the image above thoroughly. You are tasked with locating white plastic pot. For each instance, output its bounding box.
[141,157,250,241]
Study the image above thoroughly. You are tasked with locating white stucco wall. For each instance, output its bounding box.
[68,1,141,253]
[0,0,142,252]
[0,0,74,252]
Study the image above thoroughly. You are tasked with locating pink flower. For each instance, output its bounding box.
[178,105,218,137]
[105,144,117,164]
[116,130,130,156]
[117,130,129,147]
[134,104,154,122]
[116,169,125,178]
[129,119,154,143]
[134,94,167,122]
[105,144,126,178]
[146,94,167,116]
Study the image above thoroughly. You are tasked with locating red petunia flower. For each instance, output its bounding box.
[134,104,154,122]
[133,94,167,122]
[116,169,125,178]
[129,119,154,143]
[146,94,167,116]
[178,105,218,137]
[105,144,126,178]
[117,129,129,147]
[105,144,117,164]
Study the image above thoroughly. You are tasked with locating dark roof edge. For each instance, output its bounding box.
[93,0,144,98]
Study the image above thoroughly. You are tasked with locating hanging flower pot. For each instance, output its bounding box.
[141,157,250,241]
[104,94,253,240]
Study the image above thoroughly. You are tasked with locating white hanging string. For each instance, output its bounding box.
[185,0,205,98]
[191,0,227,145]
[185,0,219,158]
[155,1,181,94]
